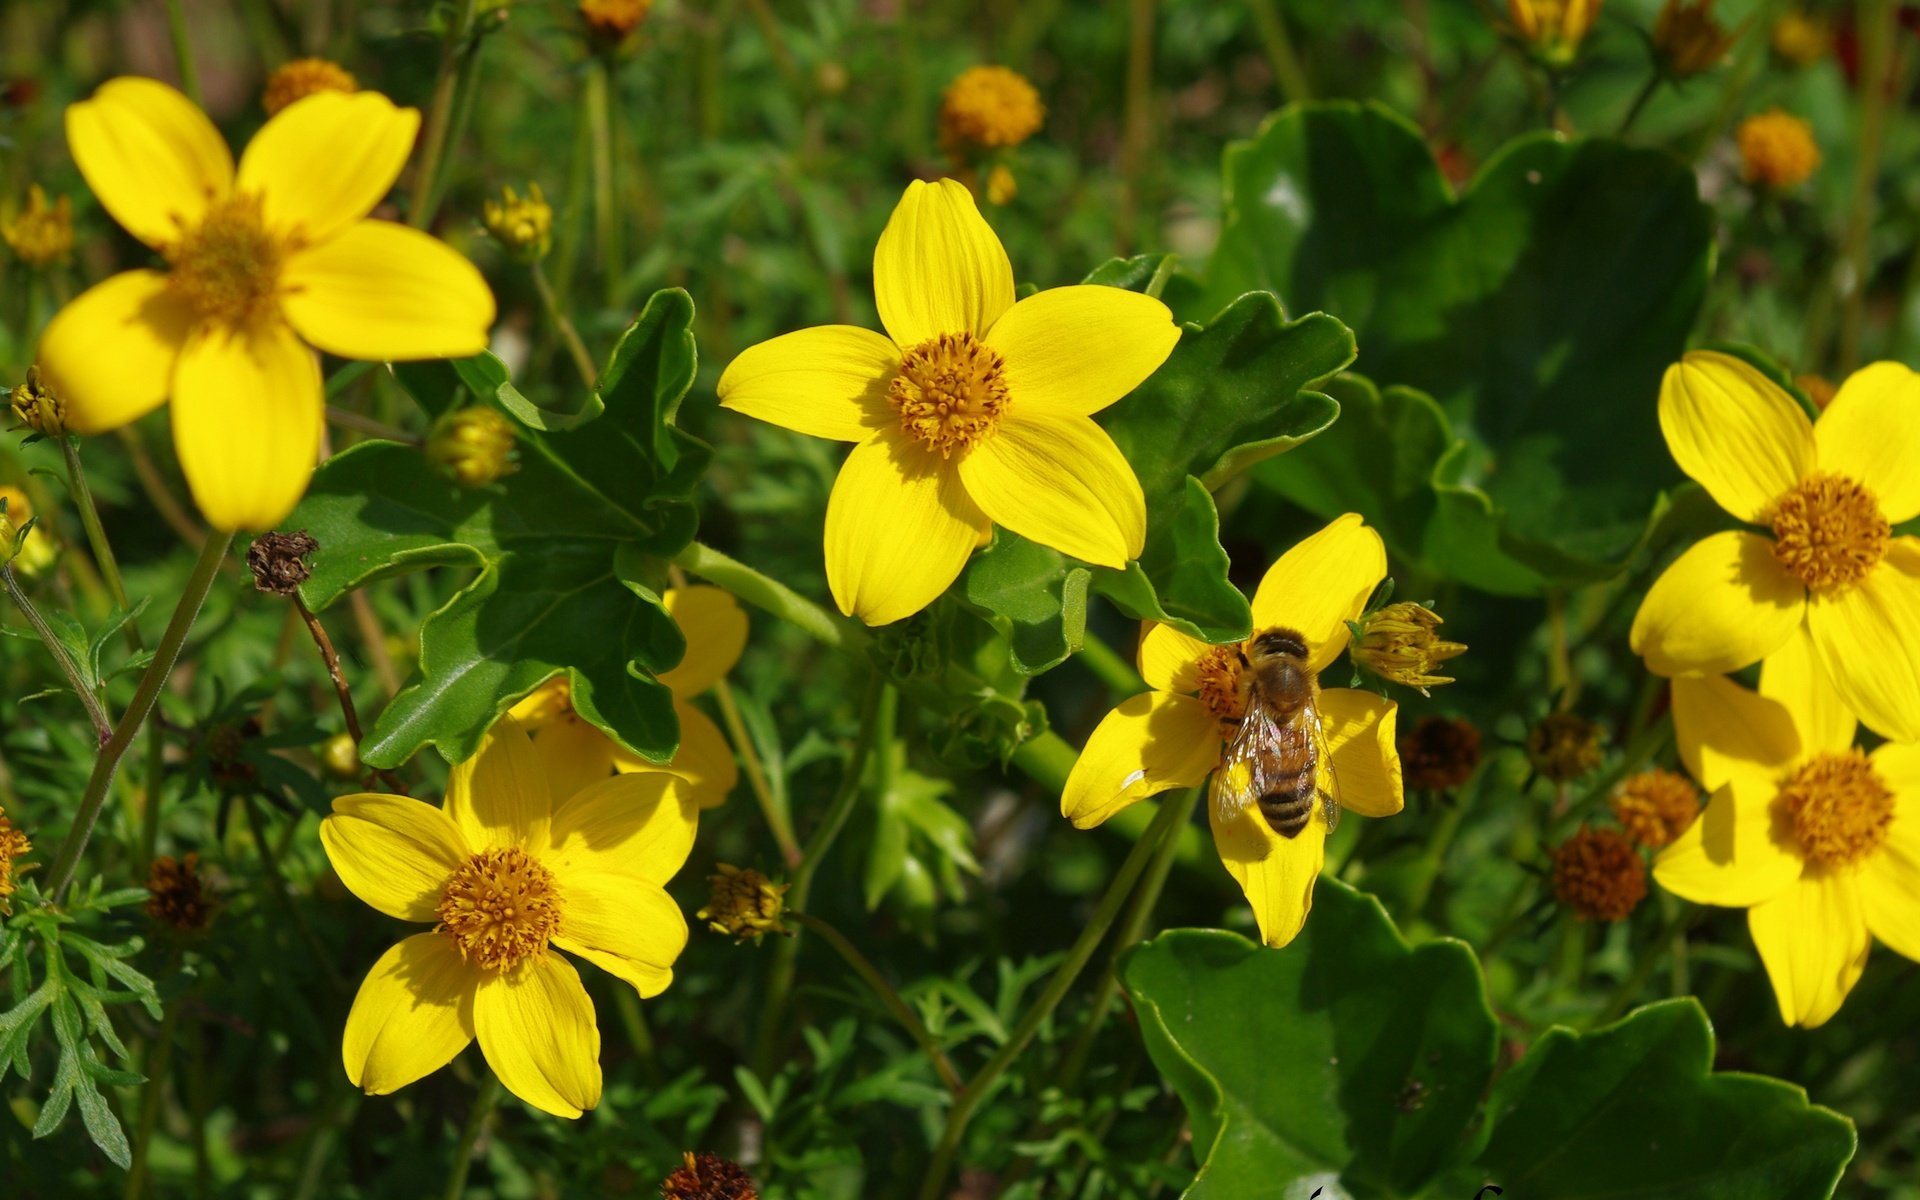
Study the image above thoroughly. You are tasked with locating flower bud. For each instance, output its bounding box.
[427,406,518,489]
[1611,768,1701,849]
[1351,602,1466,696]
[1770,11,1830,66]
[1,185,72,268]
[985,163,1018,206]
[1398,714,1482,792]
[146,853,214,932]
[579,0,652,51]
[1652,0,1737,79]
[1505,0,1604,67]
[10,366,65,436]
[320,732,362,781]
[482,183,553,262]
[940,66,1045,158]
[247,530,318,596]
[1737,109,1820,189]
[1527,712,1604,783]
[661,1152,758,1200]
[1550,826,1647,922]
[0,804,31,913]
[0,486,51,577]
[697,864,789,943]
[261,57,357,116]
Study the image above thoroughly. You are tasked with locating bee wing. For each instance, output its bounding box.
[1309,702,1341,835]
[1216,702,1282,824]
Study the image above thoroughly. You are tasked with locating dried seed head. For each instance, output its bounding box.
[697,864,789,943]
[247,530,319,596]
[1550,826,1646,922]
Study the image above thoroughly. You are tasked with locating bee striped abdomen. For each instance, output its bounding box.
[1256,762,1317,838]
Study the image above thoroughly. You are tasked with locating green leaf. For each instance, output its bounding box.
[1093,479,1249,641]
[1468,999,1855,1199]
[293,290,711,768]
[1212,102,1710,589]
[960,532,1090,676]
[1121,879,1497,1197]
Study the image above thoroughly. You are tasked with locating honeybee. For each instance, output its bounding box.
[1216,627,1339,838]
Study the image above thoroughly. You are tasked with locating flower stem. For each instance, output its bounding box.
[442,1074,502,1200]
[162,0,203,105]
[672,541,868,659]
[41,532,233,903]
[1008,729,1077,795]
[3,563,112,743]
[584,57,621,310]
[115,428,204,548]
[1404,794,1469,916]
[715,678,800,866]
[1076,629,1146,697]
[408,0,482,230]
[1837,0,1899,374]
[788,911,962,1092]
[532,260,600,390]
[60,438,136,636]
[1246,0,1312,104]
[1617,72,1662,135]
[916,787,1190,1200]
[292,594,408,794]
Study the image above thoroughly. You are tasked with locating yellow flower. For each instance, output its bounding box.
[36,78,495,532]
[718,180,1179,625]
[261,58,357,116]
[511,586,746,809]
[1653,652,1920,1027]
[9,366,64,436]
[1061,515,1403,948]
[482,183,553,262]
[985,163,1018,207]
[1652,0,1739,79]
[1630,352,1920,743]
[940,66,1045,154]
[427,405,518,488]
[2,185,73,267]
[0,485,56,577]
[1506,0,1604,64]
[319,716,698,1116]
[1736,109,1820,188]
[1350,601,1465,695]
[0,804,30,911]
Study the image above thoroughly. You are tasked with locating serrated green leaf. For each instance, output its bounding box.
[293,289,712,767]
[1120,880,1497,1197]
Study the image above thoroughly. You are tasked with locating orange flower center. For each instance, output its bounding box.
[1767,472,1888,590]
[888,332,1010,457]
[1194,645,1247,723]
[436,846,564,971]
[1776,750,1894,869]
[165,193,285,329]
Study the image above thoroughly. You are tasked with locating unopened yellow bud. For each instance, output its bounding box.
[1771,11,1830,66]
[0,486,52,577]
[9,366,64,436]
[1505,0,1604,66]
[2,185,72,268]
[320,732,361,780]
[427,406,518,488]
[483,183,553,262]
[697,864,789,943]
[1653,0,1738,79]
[1351,602,1466,696]
[262,57,357,116]
[1737,109,1820,188]
[985,163,1018,206]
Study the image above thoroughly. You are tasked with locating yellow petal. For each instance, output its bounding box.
[1747,872,1870,1028]
[1248,514,1385,674]
[473,953,602,1118]
[342,934,475,1096]
[169,318,322,532]
[1658,351,1814,523]
[872,179,1014,348]
[1807,540,1920,744]
[1814,361,1920,523]
[446,715,552,855]
[237,91,419,245]
[1061,692,1219,829]
[1759,623,1854,756]
[66,76,232,250]
[1137,623,1212,692]
[320,793,469,921]
[1630,531,1803,677]
[527,715,619,805]
[35,270,193,435]
[716,325,899,441]
[1652,780,1801,907]
[508,677,572,729]
[1861,751,1920,961]
[1210,778,1327,949]
[824,432,988,625]
[281,220,494,361]
[1671,673,1800,797]
[984,285,1180,416]
[1320,689,1401,819]
[547,771,698,886]
[657,586,748,697]
[620,702,736,811]
[957,409,1145,568]
[552,871,687,998]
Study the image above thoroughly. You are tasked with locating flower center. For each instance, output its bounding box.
[435,846,564,971]
[888,332,1010,457]
[1776,750,1894,869]
[1194,645,1247,723]
[165,193,286,328]
[1768,472,1888,590]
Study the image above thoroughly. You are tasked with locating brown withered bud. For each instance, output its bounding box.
[247,531,318,596]
[146,853,213,932]
[660,1151,757,1200]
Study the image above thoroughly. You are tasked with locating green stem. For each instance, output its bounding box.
[42,532,233,903]
[60,438,134,629]
[614,988,662,1083]
[1593,901,1691,1027]
[1404,795,1469,916]
[916,788,1190,1200]
[715,679,800,866]
[1008,730,1077,796]
[532,260,599,390]
[789,911,962,1092]
[1837,0,1897,374]
[290,1087,356,1200]
[672,541,868,659]
[1247,0,1312,103]
[1616,72,1662,135]
[584,57,620,310]
[162,0,202,105]
[123,979,184,1200]
[240,797,347,997]
[1077,629,1146,697]
[3,564,112,743]
[442,1075,502,1200]
[408,0,481,229]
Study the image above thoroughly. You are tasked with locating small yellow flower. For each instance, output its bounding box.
[1771,11,1830,66]
[482,183,553,262]
[1612,767,1701,849]
[718,180,1178,625]
[0,485,55,577]
[37,77,495,533]
[940,66,1045,155]
[1736,109,1820,188]
[1551,826,1647,921]
[261,58,357,116]
[1526,711,1603,783]
[512,586,747,810]
[985,163,1018,207]
[427,406,518,488]
[697,864,789,943]
[1506,0,1604,64]
[2,185,73,267]
[1654,659,1920,1026]
[9,366,65,436]
[0,804,30,911]
[1062,515,1403,949]
[1350,601,1466,695]
[1630,352,1920,743]
[1652,0,1739,78]
[320,716,698,1116]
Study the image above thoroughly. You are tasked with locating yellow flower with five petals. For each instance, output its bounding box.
[510,586,746,809]
[717,179,1179,625]
[1061,515,1404,948]
[37,77,495,532]
[320,716,697,1116]
[1631,352,1920,743]
[1653,638,1920,1026]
